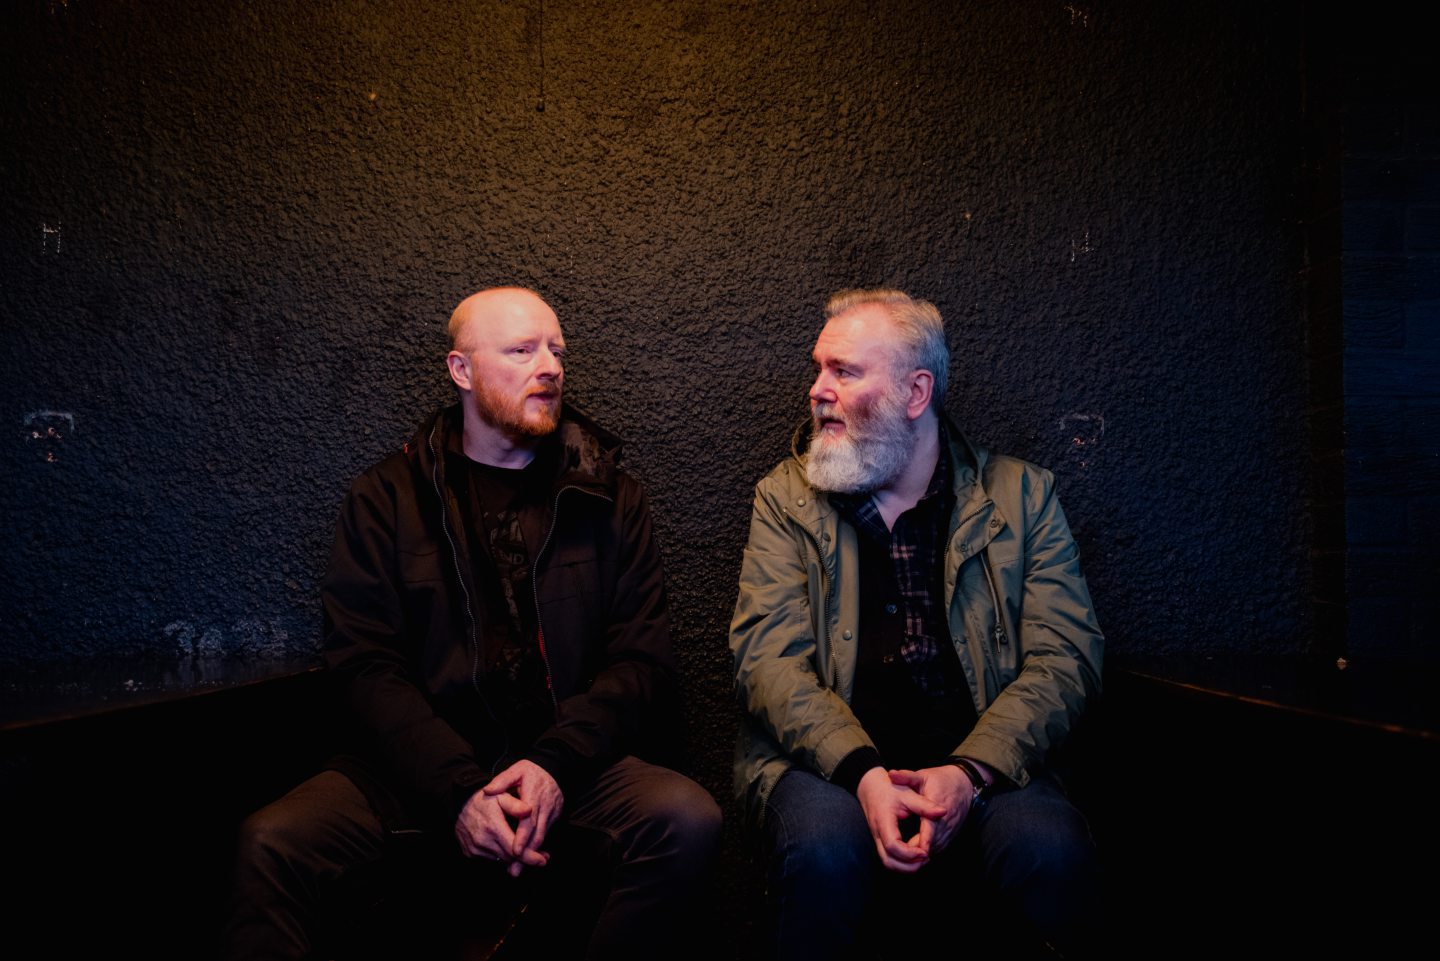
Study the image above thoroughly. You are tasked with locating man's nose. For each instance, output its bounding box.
[537,348,563,378]
[809,371,835,403]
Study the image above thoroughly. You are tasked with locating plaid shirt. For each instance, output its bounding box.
[831,447,956,692]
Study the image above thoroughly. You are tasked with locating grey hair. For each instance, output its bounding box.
[824,288,949,408]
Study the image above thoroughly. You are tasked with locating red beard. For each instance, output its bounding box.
[473,382,561,438]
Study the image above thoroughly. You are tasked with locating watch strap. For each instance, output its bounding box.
[948,756,991,809]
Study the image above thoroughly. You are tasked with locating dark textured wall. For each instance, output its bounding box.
[4,0,1312,870]
[1341,10,1440,661]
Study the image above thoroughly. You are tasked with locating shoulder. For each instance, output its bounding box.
[980,451,1054,495]
[332,431,441,543]
[753,456,813,504]
[341,408,447,499]
[607,465,653,514]
[976,449,1064,529]
[743,456,833,546]
[346,444,424,505]
[946,419,1058,518]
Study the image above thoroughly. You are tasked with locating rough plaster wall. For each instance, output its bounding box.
[3,0,1310,895]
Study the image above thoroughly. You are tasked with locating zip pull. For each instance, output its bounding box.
[979,550,1008,646]
[536,628,554,689]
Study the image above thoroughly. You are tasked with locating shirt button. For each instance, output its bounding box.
[797,497,807,507]
[821,532,830,542]
[990,517,1001,529]
[842,629,853,640]
[885,603,898,614]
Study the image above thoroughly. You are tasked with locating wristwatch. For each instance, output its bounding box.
[948,756,992,812]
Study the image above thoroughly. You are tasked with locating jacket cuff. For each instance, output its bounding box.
[831,746,885,795]
[524,738,600,804]
[953,730,1031,789]
[450,766,492,825]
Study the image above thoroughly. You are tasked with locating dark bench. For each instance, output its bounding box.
[0,659,550,959]
[1082,654,1440,956]
[1,659,333,958]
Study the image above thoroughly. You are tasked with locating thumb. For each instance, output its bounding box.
[887,769,924,789]
[483,769,522,796]
[492,794,533,820]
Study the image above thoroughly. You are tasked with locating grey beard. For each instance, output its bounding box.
[805,413,914,494]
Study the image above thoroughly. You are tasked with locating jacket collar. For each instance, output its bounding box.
[413,403,622,500]
[941,418,1009,555]
[781,413,1007,553]
[941,416,986,511]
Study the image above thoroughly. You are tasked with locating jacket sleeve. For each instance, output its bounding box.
[730,481,876,781]
[525,477,679,799]
[322,469,489,825]
[955,469,1104,788]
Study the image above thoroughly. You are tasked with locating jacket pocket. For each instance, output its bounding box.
[539,540,601,601]
[398,545,447,586]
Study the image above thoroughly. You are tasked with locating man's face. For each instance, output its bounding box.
[806,306,915,493]
[455,293,566,439]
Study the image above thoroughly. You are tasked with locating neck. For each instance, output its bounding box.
[460,411,544,469]
[871,411,941,530]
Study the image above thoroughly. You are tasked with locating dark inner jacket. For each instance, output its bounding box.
[321,404,679,830]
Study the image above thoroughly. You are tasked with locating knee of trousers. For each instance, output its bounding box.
[634,779,724,861]
[234,805,316,879]
[769,813,873,890]
[987,821,1098,904]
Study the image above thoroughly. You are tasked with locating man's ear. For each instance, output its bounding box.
[446,350,473,392]
[906,369,934,420]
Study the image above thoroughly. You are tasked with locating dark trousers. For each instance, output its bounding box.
[761,767,1100,960]
[224,756,721,960]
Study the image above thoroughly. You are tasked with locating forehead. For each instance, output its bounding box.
[813,304,900,365]
[462,294,564,348]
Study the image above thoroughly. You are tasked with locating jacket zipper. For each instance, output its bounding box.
[428,424,486,697]
[980,549,1008,651]
[791,512,838,692]
[531,483,609,718]
[755,508,835,820]
[948,511,1006,708]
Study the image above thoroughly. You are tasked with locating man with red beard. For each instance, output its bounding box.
[731,289,1105,958]
[225,287,720,960]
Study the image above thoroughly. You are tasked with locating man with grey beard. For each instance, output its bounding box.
[731,289,1105,958]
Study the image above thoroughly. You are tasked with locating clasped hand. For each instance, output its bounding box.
[454,759,564,878]
[855,764,974,874]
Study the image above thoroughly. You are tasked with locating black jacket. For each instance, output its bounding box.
[322,404,678,829]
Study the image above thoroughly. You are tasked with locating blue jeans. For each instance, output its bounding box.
[762,767,1099,959]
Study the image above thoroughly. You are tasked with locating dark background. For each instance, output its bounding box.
[2,0,1435,955]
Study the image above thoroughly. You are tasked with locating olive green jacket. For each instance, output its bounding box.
[730,420,1104,825]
